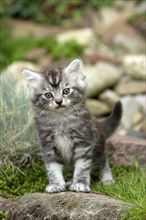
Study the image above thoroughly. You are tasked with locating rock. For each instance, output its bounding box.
[99,89,120,107]
[107,135,146,167]
[123,55,146,80]
[120,96,142,130]
[82,62,122,97]
[93,7,120,36]
[83,47,121,65]
[86,99,110,117]
[7,192,133,220]
[11,19,63,38]
[99,8,121,28]
[112,31,145,53]
[114,0,136,10]
[134,120,146,133]
[131,112,146,133]
[134,1,146,15]
[126,130,146,139]
[115,80,146,95]
[56,28,96,45]
[0,197,12,211]
[23,48,48,62]
[131,16,146,37]
[135,95,146,113]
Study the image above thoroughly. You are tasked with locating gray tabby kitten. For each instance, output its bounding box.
[22,59,122,193]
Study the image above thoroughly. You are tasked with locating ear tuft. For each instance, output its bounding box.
[22,69,41,88]
[65,59,81,74]
[22,69,41,81]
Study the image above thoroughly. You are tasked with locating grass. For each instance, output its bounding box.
[0,67,38,157]
[92,166,146,220]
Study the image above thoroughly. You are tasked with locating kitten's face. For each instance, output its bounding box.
[23,59,86,112]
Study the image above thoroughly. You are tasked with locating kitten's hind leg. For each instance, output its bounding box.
[69,158,91,192]
[99,160,115,185]
[45,162,66,193]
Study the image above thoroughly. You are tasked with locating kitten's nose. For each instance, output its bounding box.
[55,99,63,106]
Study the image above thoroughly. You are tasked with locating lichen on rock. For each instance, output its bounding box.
[6,192,133,220]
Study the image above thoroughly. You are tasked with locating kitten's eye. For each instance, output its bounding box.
[44,92,53,99]
[63,88,70,95]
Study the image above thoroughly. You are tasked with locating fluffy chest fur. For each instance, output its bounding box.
[55,131,73,163]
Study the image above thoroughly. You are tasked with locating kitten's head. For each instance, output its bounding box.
[22,59,86,112]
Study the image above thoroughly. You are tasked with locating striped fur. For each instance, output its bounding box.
[23,59,122,193]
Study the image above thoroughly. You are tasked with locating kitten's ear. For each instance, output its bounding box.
[64,59,80,74]
[22,69,41,87]
[64,59,86,90]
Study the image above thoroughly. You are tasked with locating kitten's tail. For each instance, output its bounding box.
[99,101,122,138]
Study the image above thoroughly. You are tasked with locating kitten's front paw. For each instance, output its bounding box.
[45,184,65,193]
[69,183,90,193]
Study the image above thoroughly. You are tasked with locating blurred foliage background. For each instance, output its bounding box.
[1,0,114,24]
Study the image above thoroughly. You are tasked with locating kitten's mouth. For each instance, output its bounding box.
[56,105,66,109]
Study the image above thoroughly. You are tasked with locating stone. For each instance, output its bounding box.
[115,80,146,95]
[93,6,133,37]
[11,19,62,38]
[7,192,133,220]
[82,62,122,97]
[99,89,120,107]
[86,99,110,117]
[114,0,136,10]
[23,48,48,62]
[83,47,121,65]
[134,120,146,133]
[112,31,145,53]
[134,95,146,114]
[107,135,146,167]
[120,96,142,130]
[134,1,146,15]
[56,28,96,45]
[126,130,146,139]
[122,55,146,80]
[0,197,12,212]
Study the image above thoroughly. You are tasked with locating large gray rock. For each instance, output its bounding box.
[107,135,146,167]
[82,62,122,97]
[123,55,146,80]
[7,192,132,220]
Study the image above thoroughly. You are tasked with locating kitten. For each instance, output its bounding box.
[22,59,122,193]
